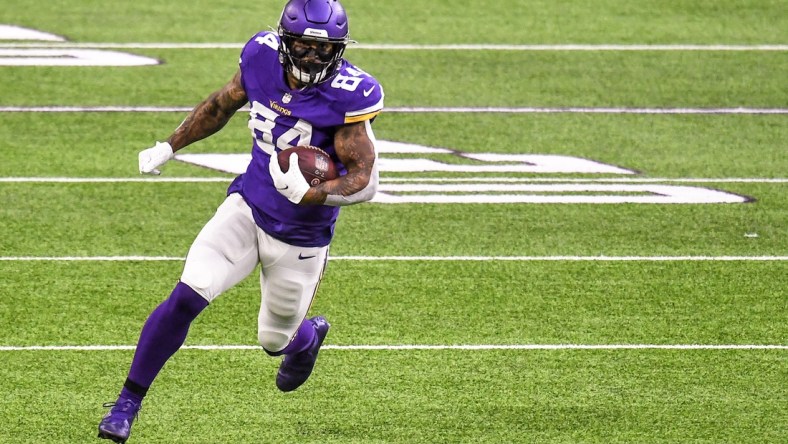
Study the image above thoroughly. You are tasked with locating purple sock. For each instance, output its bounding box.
[277,319,317,355]
[125,282,208,394]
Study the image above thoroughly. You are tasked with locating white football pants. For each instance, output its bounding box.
[180,193,328,352]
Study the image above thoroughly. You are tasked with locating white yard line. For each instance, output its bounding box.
[392,107,788,114]
[0,43,786,51]
[0,344,784,351]
[0,106,195,112]
[1,106,786,114]
[0,177,232,183]
[330,256,788,262]
[0,256,785,262]
[380,178,788,183]
[0,177,785,184]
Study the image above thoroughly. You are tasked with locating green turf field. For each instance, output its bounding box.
[0,1,785,443]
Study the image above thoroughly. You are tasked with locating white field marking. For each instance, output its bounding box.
[0,177,785,184]
[0,106,196,112]
[0,49,160,66]
[383,177,788,183]
[0,25,65,42]
[0,105,786,114]
[0,256,785,262]
[0,42,786,51]
[0,177,232,183]
[176,151,638,175]
[389,107,788,114]
[0,256,184,261]
[0,344,784,352]
[330,256,788,262]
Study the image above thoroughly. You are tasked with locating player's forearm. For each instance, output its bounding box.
[167,93,237,152]
[305,164,378,206]
[309,120,378,205]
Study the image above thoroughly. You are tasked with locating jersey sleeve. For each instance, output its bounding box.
[239,31,278,70]
[343,78,384,124]
[330,62,385,124]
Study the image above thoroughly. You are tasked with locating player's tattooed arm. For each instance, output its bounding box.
[167,70,248,152]
[302,120,378,206]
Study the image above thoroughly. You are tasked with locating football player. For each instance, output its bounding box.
[98,0,383,442]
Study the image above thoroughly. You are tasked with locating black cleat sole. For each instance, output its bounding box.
[97,431,127,443]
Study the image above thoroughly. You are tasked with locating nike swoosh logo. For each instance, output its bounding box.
[363,86,375,97]
[298,253,317,260]
[276,185,289,190]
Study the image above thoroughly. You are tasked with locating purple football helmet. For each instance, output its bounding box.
[278,0,350,86]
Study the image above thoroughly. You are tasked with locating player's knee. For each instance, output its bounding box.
[258,330,290,353]
[180,242,224,301]
[180,272,212,300]
[167,282,209,317]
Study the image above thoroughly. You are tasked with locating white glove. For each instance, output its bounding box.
[269,152,310,204]
[138,141,174,175]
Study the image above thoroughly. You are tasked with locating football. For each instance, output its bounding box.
[277,145,338,186]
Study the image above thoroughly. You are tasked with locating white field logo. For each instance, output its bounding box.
[0,25,159,66]
[1,25,752,204]
[174,140,751,204]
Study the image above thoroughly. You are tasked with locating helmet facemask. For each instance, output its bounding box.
[278,28,347,86]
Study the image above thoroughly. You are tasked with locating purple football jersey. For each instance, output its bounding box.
[228,31,384,247]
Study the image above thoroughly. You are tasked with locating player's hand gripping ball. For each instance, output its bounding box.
[277,145,338,186]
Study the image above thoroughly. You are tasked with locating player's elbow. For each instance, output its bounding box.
[366,181,378,201]
[323,169,378,206]
[356,174,378,202]
[343,175,377,204]
[343,160,379,202]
